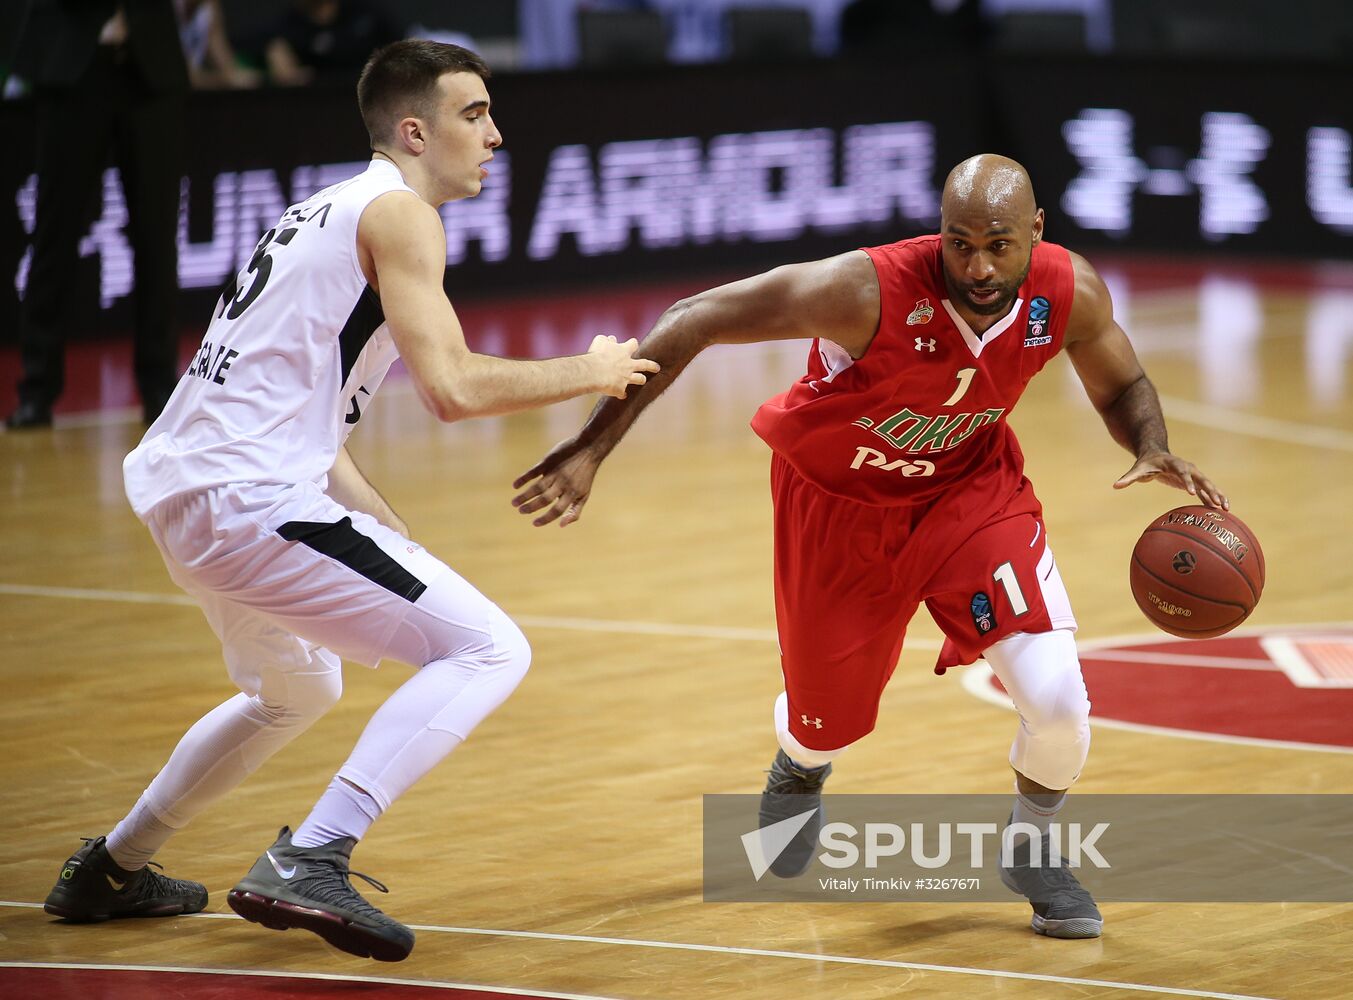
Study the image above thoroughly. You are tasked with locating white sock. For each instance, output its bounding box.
[1011,782,1065,844]
[293,776,383,848]
[106,799,177,871]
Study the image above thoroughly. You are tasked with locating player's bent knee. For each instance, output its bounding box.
[1013,693,1090,788]
[299,663,345,716]
[239,647,343,724]
[1020,688,1091,742]
[1011,743,1089,791]
[492,614,532,688]
[273,659,344,723]
[1011,715,1090,790]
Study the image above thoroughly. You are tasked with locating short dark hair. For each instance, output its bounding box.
[357,40,491,148]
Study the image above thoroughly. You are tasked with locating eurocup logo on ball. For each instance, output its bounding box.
[1130,505,1265,638]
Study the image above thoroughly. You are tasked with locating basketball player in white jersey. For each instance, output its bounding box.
[42,40,658,962]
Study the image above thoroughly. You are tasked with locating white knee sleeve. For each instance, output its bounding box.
[773,691,849,767]
[338,610,532,810]
[426,611,531,738]
[983,630,1091,790]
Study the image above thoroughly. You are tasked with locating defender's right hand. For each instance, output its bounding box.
[587,335,660,398]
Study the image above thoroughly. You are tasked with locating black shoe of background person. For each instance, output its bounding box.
[6,399,53,430]
[44,836,208,921]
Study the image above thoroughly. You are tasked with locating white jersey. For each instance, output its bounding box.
[125,159,417,518]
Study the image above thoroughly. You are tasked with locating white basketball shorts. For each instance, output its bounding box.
[144,480,514,689]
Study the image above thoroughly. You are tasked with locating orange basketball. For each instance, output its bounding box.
[1129,506,1265,639]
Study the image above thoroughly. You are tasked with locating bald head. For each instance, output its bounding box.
[937,154,1044,320]
[942,154,1037,223]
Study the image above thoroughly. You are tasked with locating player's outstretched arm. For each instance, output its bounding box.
[1064,252,1228,510]
[511,251,881,526]
[360,191,658,421]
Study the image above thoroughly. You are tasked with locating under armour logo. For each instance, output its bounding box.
[1062,108,1270,239]
[914,338,936,352]
[800,714,823,729]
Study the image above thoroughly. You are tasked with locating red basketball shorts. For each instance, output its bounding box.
[770,454,1076,751]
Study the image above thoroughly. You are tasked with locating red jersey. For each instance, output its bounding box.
[751,235,1076,511]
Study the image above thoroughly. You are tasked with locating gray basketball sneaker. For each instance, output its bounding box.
[758,749,832,878]
[999,816,1104,939]
[227,827,414,962]
[44,836,207,922]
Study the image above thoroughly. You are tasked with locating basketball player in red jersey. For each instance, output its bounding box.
[512,154,1227,938]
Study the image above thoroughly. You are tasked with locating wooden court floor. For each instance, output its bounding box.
[2,258,1352,999]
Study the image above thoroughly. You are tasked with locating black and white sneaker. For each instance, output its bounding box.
[999,817,1104,939]
[44,836,207,922]
[228,827,414,962]
[757,749,832,878]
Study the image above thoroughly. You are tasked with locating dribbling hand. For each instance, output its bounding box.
[1113,450,1229,510]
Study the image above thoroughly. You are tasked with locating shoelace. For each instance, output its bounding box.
[345,869,390,895]
[764,760,830,795]
[299,860,399,922]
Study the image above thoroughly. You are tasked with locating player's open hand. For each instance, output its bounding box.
[1113,450,1229,510]
[512,436,600,527]
[588,335,660,399]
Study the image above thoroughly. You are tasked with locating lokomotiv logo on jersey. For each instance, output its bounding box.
[853,406,1006,454]
[906,298,935,325]
[1024,296,1052,347]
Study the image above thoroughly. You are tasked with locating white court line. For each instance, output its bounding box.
[1159,394,1353,453]
[1079,650,1281,671]
[0,581,943,650]
[0,907,1277,999]
[968,617,1353,757]
[45,406,143,430]
[510,614,780,644]
[0,583,198,607]
[0,961,619,1000]
[961,658,1353,757]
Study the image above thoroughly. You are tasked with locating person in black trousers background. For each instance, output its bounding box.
[8,0,188,429]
